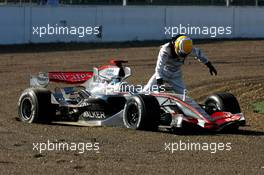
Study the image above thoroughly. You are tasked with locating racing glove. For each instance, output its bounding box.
[156,78,163,86]
[156,78,164,92]
[205,61,217,76]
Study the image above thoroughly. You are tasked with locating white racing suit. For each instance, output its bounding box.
[144,42,208,94]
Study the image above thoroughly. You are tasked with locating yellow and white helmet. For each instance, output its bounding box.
[174,36,193,57]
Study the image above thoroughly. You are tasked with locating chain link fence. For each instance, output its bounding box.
[1,0,264,6]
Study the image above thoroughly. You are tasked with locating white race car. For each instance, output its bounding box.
[18,60,245,132]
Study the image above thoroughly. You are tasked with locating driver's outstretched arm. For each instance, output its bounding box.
[190,47,208,64]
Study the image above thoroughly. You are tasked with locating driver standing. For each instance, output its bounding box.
[144,35,217,94]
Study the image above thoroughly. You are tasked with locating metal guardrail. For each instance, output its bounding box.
[0,0,264,6]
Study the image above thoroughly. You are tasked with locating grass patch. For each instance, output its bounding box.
[252,101,264,114]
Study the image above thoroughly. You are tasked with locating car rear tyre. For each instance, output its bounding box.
[18,88,55,123]
[205,92,241,114]
[123,94,160,131]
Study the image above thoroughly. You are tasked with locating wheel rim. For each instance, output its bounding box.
[20,98,33,121]
[126,104,140,127]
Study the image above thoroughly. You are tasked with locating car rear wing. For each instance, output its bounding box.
[29,60,131,87]
[30,71,94,87]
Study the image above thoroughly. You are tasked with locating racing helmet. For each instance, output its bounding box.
[174,36,193,57]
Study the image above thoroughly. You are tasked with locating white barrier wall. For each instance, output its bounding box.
[0,7,25,44]
[0,6,263,44]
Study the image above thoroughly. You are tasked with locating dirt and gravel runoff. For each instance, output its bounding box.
[0,40,264,174]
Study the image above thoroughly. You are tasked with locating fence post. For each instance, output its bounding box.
[256,0,258,6]
[123,0,127,6]
[226,0,230,7]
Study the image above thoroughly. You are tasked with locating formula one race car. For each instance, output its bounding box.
[18,60,246,132]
